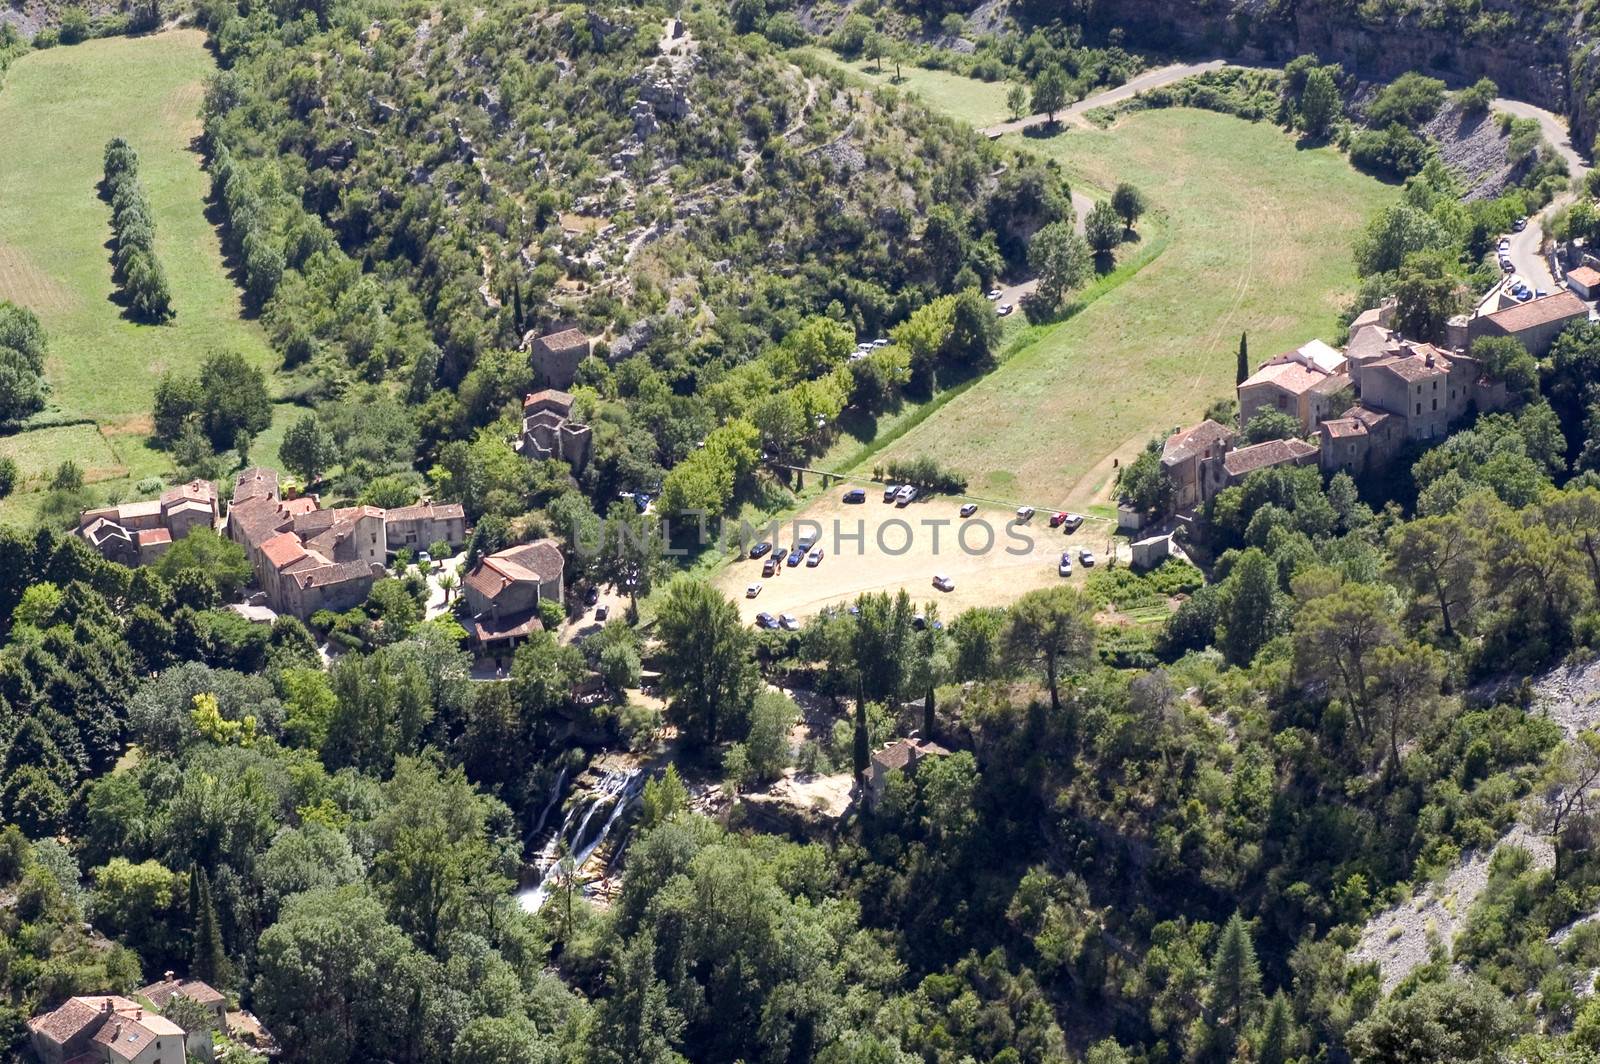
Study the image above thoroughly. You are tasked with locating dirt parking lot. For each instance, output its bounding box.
[712,488,1124,625]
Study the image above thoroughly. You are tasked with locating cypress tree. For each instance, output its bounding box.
[1209,911,1263,1035]
[1236,332,1249,385]
[923,686,935,741]
[852,698,869,789]
[190,864,229,986]
[1256,990,1296,1064]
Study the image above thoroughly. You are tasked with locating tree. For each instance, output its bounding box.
[1006,82,1028,121]
[1255,991,1299,1064]
[279,413,336,484]
[1293,582,1398,743]
[741,690,795,785]
[1031,64,1069,124]
[1370,641,1446,776]
[1469,335,1539,402]
[0,300,47,424]
[1209,912,1263,1036]
[1347,978,1518,1064]
[1236,332,1249,386]
[1004,586,1096,712]
[1386,513,1479,638]
[1353,203,1453,276]
[1215,548,1283,666]
[656,576,757,747]
[155,528,252,601]
[1297,66,1341,138]
[1028,222,1092,309]
[1111,183,1146,231]
[1084,200,1123,256]
[189,863,230,986]
[1242,409,1305,444]
[1117,439,1174,516]
[1392,250,1463,343]
[1528,731,1600,879]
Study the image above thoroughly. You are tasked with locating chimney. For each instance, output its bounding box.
[102,1000,113,1013]
[164,970,175,981]
[1425,352,1435,368]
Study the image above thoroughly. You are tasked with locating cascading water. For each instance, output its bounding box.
[528,765,569,839]
[516,768,643,912]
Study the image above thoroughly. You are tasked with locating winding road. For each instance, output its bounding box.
[979,60,1227,138]
[1488,98,1591,292]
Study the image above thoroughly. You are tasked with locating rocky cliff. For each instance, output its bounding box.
[1040,0,1592,149]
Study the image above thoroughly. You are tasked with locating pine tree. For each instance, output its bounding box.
[1236,332,1249,385]
[189,864,229,986]
[853,698,869,789]
[1256,990,1296,1064]
[1209,911,1263,1035]
[923,685,936,741]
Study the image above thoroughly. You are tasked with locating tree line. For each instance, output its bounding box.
[102,137,173,323]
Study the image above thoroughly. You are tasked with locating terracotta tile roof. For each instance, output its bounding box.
[136,528,171,546]
[281,496,319,516]
[1345,323,1395,363]
[29,997,101,1044]
[138,977,225,1009]
[523,389,576,414]
[1162,420,1235,464]
[1239,360,1327,396]
[260,532,309,571]
[1321,418,1367,439]
[467,541,564,601]
[1368,350,1449,383]
[1222,438,1318,478]
[1569,266,1600,288]
[1483,289,1587,333]
[472,609,544,643]
[232,467,279,504]
[385,500,466,522]
[229,497,291,547]
[292,560,375,590]
[872,738,950,773]
[160,479,217,505]
[533,328,589,353]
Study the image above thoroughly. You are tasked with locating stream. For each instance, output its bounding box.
[516,767,644,912]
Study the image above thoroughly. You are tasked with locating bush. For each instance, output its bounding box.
[0,456,17,498]
[882,455,967,494]
[1456,77,1497,114]
[1349,124,1431,180]
[58,7,91,44]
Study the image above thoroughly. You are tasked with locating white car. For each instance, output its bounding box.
[986,288,1003,301]
[1078,548,1096,566]
[1016,506,1035,521]
[806,548,824,567]
[746,583,763,598]
[780,613,801,631]
[1058,552,1073,577]
[1498,237,1511,251]
[896,485,917,507]
[932,574,955,592]
[996,303,1014,316]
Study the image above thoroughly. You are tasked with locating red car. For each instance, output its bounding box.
[1049,511,1069,528]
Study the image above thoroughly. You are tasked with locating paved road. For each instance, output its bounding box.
[1487,99,1589,290]
[979,60,1227,137]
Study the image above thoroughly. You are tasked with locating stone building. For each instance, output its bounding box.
[463,540,565,652]
[77,480,219,567]
[515,389,593,472]
[525,328,591,390]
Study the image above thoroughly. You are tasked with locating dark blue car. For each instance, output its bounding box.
[843,488,866,503]
[787,547,805,566]
[750,541,773,560]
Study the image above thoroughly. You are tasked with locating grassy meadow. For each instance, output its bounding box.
[0,30,275,521]
[861,104,1396,508]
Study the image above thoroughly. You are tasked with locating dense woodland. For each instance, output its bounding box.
[8,0,1600,1062]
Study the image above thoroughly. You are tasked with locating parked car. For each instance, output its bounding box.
[912,614,927,631]
[959,503,978,518]
[750,541,773,560]
[762,557,780,577]
[584,586,600,606]
[595,605,610,621]
[1513,217,1528,232]
[780,614,801,631]
[1016,506,1035,521]
[883,484,900,502]
[932,574,955,592]
[417,551,433,570]
[806,548,824,567]
[1061,513,1085,533]
[872,338,889,348]
[843,487,866,503]
[996,303,1014,316]
[1058,552,1073,577]
[797,532,817,551]
[787,547,805,566]
[1536,288,1549,298]
[1078,548,1096,566]
[1514,288,1534,302]
[1049,511,1068,528]
[746,583,762,598]
[896,485,917,507]
[987,288,1003,300]
[1500,258,1514,272]
[1498,237,1511,251]
[755,612,778,629]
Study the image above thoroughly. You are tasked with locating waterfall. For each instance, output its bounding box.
[516,768,643,912]
[528,765,569,839]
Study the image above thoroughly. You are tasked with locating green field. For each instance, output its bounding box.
[803,49,1013,128]
[864,105,1396,508]
[0,29,275,522]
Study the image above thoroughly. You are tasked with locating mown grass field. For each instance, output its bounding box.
[0,29,275,523]
[802,50,1013,128]
[868,105,1397,508]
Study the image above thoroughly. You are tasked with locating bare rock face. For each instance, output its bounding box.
[1423,101,1529,201]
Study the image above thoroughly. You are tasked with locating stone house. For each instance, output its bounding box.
[1237,341,1351,434]
[1160,420,1236,512]
[525,328,591,390]
[1221,438,1320,485]
[463,540,565,653]
[515,389,593,472]
[1466,289,1588,356]
[78,480,219,567]
[383,500,467,554]
[28,996,188,1064]
[867,738,950,809]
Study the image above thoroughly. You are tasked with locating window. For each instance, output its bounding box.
[1432,380,1438,390]
[1416,403,1422,415]
[1416,384,1422,395]
[1432,398,1437,411]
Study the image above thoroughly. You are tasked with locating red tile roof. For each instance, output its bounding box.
[1568,266,1600,289]
[260,532,308,571]
[1222,438,1318,478]
[1483,289,1587,333]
